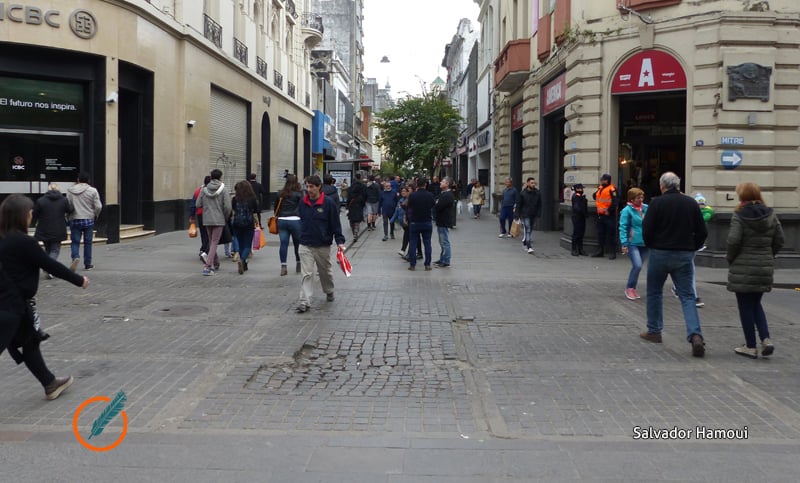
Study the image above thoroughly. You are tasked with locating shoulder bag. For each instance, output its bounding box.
[268,196,283,235]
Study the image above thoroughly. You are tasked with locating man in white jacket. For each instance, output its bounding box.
[66,172,102,271]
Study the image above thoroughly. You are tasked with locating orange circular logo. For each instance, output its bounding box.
[72,395,128,452]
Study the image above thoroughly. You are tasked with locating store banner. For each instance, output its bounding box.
[0,76,83,130]
[611,50,687,94]
[542,72,567,116]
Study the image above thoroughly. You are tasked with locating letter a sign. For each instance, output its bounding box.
[638,58,655,88]
[612,50,686,94]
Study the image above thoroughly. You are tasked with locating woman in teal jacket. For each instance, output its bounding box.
[619,188,648,300]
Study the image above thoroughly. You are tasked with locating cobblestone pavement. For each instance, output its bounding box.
[1,210,799,481]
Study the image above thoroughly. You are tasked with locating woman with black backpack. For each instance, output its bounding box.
[231,181,259,275]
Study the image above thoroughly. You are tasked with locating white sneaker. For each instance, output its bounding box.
[527,247,534,254]
[498,233,505,238]
[200,252,208,264]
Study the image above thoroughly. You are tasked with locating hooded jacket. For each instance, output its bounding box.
[33,190,74,242]
[726,202,784,293]
[67,183,102,221]
[196,179,231,226]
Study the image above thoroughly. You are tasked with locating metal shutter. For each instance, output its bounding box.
[272,118,296,191]
[210,88,248,190]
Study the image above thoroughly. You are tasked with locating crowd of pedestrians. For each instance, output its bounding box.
[0,167,787,404]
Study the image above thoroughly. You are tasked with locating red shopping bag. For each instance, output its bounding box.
[336,247,352,277]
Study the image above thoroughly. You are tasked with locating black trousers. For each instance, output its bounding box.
[0,310,55,387]
[596,215,616,253]
[572,215,586,245]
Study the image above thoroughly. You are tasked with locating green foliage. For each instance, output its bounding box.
[373,93,462,174]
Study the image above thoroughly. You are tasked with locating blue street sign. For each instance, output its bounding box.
[721,150,742,170]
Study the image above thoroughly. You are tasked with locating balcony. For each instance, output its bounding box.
[288,82,296,98]
[305,92,311,108]
[302,13,324,48]
[256,57,268,79]
[274,70,283,90]
[203,14,222,49]
[233,38,248,66]
[493,39,530,92]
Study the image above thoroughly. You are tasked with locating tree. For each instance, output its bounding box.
[373,92,462,176]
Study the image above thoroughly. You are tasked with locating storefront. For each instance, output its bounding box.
[0,1,312,240]
[540,72,567,230]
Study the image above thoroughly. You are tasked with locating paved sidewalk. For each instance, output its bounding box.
[1,210,799,481]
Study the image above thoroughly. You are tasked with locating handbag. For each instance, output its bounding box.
[510,218,522,238]
[219,224,233,245]
[188,222,198,238]
[268,197,283,235]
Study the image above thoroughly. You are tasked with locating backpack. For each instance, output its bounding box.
[232,199,253,228]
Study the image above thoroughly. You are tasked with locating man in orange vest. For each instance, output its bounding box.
[591,173,619,259]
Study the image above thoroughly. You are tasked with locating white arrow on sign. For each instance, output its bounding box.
[723,152,742,164]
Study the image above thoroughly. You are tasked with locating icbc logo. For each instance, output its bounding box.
[72,391,128,452]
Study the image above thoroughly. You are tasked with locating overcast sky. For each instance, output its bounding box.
[362,0,480,98]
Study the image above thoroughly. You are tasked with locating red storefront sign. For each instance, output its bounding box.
[611,50,687,94]
[511,102,524,130]
[542,72,567,116]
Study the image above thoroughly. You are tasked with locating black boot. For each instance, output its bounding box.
[578,242,588,256]
[571,241,579,256]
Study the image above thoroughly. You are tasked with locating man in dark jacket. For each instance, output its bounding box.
[379,181,398,241]
[321,174,341,211]
[364,175,381,230]
[347,173,366,241]
[515,177,542,254]
[434,177,455,267]
[296,175,346,313]
[247,173,269,224]
[32,183,74,270]
[407,178,436,270]
[641,172,708,357]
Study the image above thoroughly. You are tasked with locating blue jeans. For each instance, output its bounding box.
[499,206,514,234]
[70,221,94,266]
[437,226,451,265]
[626,245,649,289]
[735,292,770,348]
[408,221,432,267]
[233,226,254,263]
[278,219,301,265]
[646,249,702,341]
[522,216,535,248]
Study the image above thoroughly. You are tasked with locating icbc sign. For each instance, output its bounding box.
[611,50,687,94]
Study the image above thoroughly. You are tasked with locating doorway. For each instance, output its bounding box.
[260,112,271,206]
[118,62,153,229]
[540,112,566,230]
[617,93,687,201]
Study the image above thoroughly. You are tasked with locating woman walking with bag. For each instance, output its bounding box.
[276,175,303,276]
[470,180,485,218]
[0,194,89,400]
[727,182,784,358]
[231,181,259,275]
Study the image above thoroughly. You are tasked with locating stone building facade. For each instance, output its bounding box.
[0,0,314,240]
[486,0,799,267]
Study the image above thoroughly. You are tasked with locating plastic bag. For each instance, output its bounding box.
[253,226,263,250]
[188,222,197,238]
[510,219,522,238]
[336,247,352,277]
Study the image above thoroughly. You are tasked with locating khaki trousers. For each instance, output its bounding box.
[298,244,334,306]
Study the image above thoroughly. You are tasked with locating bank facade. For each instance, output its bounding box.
[0,0,315,241]
[488,0,799,267]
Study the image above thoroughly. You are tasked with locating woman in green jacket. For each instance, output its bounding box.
[726,183,784,359]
